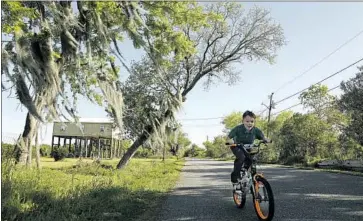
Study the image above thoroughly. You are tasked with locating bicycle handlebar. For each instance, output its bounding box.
[225,140,272,152]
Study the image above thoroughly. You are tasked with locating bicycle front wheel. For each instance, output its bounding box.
[252,176,275,221]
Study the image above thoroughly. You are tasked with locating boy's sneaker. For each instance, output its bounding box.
[232,182,241,190]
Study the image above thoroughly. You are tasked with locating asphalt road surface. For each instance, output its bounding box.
[157,158,363,221]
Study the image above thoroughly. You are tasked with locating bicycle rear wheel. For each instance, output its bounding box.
[233,189,246,209]
[252,177,275,221]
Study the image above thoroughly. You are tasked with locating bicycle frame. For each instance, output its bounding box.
[228,141,268,193]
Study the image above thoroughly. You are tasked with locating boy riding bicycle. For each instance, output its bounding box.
[226,110,270,189]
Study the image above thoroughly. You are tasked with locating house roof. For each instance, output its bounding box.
[54,118,113,123]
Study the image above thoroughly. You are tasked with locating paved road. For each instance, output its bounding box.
[157,158,363,221]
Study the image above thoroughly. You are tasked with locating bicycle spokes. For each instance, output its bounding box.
[254,181,270,219]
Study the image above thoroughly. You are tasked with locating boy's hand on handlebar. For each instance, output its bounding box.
[262,138,272,144]
[225,138,235,145]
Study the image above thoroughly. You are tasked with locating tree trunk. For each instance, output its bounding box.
[35,130,41,169]
[116,110,172,169]
[26,120,40,167]
[16,112,37,165]
[26,134,33,167]
[116,110,173,169]
[116,133,148,169]
[162,145,166,162]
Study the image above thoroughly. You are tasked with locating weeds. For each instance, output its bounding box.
[1,158,184,221]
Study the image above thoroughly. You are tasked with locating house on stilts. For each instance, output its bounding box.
[51,118,124,159]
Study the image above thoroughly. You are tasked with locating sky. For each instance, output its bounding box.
[2,2,363,147]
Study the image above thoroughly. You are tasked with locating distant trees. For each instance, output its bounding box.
[208,71,363,165]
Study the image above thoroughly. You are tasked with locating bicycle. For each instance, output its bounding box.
[226,140,275,221]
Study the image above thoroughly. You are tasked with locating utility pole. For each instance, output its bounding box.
[267,92,274,125]
[262,92,275,137]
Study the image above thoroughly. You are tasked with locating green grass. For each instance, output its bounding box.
[1,157,185,221]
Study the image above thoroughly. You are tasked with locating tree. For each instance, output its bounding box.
[268,111,293,136]
[133,118,191,159]
[339,66,363,146]
[222,111,243,131]
[277,113,337,165]
[275,83,363,164]
[2,1,140,165]
[254,111,292,162]
[338,133,363,160]
[300,84,349,131]
[221,111,268,134]
[1,1,202,165]
[168,129,192,157]
[116,2,286,169]
[299,84,335,118]
[275,85,354,164]
[184,144,206,158]
[203,135,229,158]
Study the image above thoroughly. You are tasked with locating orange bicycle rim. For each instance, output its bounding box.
[254,181,268,219]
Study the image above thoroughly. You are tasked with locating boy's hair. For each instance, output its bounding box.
[242,110,256,119]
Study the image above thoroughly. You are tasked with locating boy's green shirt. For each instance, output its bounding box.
[228,125,265,144]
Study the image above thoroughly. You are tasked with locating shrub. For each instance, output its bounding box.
[134,147,154,158]
[283,155,305,165]
[51,147,69,161]
[1,143,16,161]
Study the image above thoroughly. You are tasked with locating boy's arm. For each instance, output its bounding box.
[226,127,237,144]
[256,128,270,143]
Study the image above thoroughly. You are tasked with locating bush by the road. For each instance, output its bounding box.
[184,144,206,158]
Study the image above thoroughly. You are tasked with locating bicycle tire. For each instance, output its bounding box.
[252,176,275,221]
[233,189,246,209]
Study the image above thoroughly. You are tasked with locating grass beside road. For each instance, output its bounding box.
[1,157,185,221]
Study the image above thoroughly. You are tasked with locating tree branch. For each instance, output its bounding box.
[143,32,176,96]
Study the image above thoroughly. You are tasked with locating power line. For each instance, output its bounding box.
[272,102,301,116]
[179,85,340,124]
[272,84,340,116]
[180,117,224,121]
[176,31,363,135]
[179,107,267,121]
[274,29,363,93]
[177,56,360,122]
[327,85,341,92]
[274,57,363,105]
[182,124,223,127]
[256,108,268,116]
